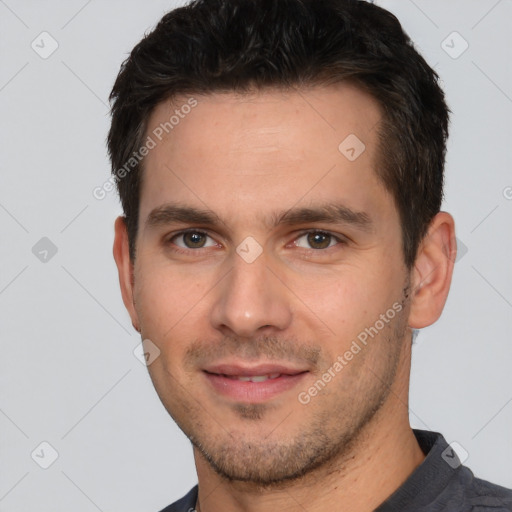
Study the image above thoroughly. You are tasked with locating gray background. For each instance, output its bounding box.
[1,0,511,510]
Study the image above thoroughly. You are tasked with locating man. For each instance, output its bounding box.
[108,0,512,510]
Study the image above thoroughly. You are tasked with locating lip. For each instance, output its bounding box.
[204,363,308,377]
[202,362,309,403]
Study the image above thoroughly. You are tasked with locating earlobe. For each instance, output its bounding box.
[408,212,457,329]
[113,216,141,332]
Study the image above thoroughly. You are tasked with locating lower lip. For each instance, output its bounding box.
[203,372,307,403]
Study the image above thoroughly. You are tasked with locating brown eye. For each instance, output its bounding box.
[171,231,215,249]
[183,232,207,248]
[295,231,341,250]
[294,231,346,251]
[306,232,332,249]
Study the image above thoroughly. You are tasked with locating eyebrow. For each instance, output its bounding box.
[145,202,373,232]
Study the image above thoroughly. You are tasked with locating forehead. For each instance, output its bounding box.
[139,84,391,227]
[146,83,381,159]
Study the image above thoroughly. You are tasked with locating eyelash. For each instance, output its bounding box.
[165,229,347,256]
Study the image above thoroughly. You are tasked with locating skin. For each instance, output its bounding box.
[113,83,457,512]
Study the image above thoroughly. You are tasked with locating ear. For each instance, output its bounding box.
[408,212,457,329]
[113,216,140,332]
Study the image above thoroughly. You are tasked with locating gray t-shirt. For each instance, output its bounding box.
[159,429,512,511]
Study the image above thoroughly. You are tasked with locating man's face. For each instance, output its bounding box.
[128,84,412,484]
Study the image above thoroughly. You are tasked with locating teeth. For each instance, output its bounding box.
[228,373,281,382]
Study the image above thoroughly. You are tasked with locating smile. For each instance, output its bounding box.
[202,363,309,403]
[223,373,281,382]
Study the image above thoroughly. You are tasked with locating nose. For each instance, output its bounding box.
[209,250,293,338]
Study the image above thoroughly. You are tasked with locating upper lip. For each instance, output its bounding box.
[203,362,309,377]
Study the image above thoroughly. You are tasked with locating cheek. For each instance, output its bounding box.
[296,264,402,341]
[133,263,208,340]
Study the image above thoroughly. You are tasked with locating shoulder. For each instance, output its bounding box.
[414,430,512,510]
[461,470,512,511]
[157,485,198,512]
[378,430,512,512]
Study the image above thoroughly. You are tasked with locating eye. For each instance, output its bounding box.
[170,230,218,250]
[294,231,345,250]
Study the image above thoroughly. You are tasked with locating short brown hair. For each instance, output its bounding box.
[107,0,449,268]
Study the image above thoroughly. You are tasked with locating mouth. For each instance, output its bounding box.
[219,373,282,382]
[202,363,309,403]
